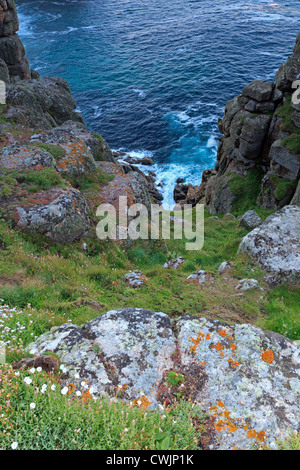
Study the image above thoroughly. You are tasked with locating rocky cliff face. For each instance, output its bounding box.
[0,0,30,81]
[203,33,300,214]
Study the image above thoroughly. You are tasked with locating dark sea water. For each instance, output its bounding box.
[16,0,300,207]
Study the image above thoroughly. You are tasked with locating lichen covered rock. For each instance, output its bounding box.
[27,308,175,409]
[0,144,55,170]
[238,205,300,285]
[27,309,300,449]
[16,187,90,243]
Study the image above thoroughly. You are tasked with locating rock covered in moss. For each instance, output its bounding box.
[15,187,90,243]
[238,205,300,285]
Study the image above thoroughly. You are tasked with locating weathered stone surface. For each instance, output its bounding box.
[186,270,207,284]
[204,34,300,215]
[291,179,300,206]
[268,140,300,181]
[124,271,148,288]
[16,187,90,243]
[239,210,262,231]
[32,122,115,163]
[27,309,300,449]
[0,144,55,170]
[218,261,232,274]
[27,308,175,409]
[238,205,300,285]
[0,34,29,79]
[0,57,9,83]
[97,162,152,212]
[178,316,300,450]
[208,174,236,215]
[238,114,271,159]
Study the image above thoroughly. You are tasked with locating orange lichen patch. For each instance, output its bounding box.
[230,343,236,351]
[260,349,274,364]
[189,331,210,354]
[132,395,151,410]
[218,329,227,337]
[228,423,237,433]
[211,342,225,357]
[214,419,226,432]
[20,188,65,208]
[81,389,92,402]
[247,429,267,442]
[209,400,240,436]
[67,383,76,395]
[227,357,241,368]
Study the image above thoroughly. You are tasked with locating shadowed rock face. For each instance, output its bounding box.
[0,0,30,80]
[204,33,300,214]
[27,308,300,450]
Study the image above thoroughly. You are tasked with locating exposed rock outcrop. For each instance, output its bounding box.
[15,187,91,243]
[0,0,30,80]
[27,308,300,450]
[238,205,300,285]
[205,33,300,214]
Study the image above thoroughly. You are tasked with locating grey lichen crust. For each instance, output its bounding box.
[27,308,300,449]
[238,205,300,285]
[178,315,300,449]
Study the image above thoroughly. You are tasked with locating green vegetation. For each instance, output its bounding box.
[0,167,66,197]
[0,365,203,450]
[273,433,300,450]
[275,96,300,155]
[281,133,300,155]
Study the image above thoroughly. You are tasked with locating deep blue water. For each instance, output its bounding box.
[16,0,300,207]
